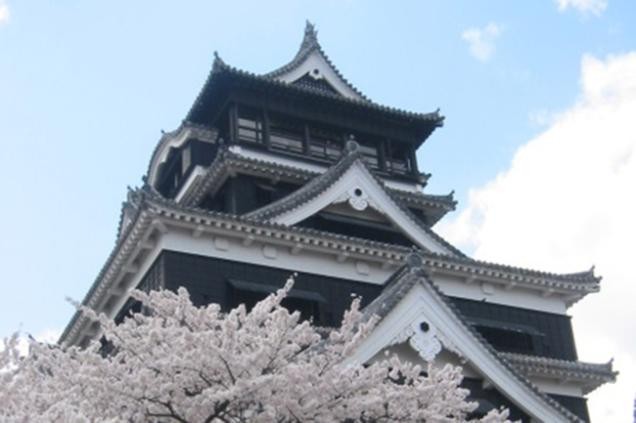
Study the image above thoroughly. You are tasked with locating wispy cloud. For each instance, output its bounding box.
[461,23,502,63]
[0,0,9,26]
[555,0,608,16]
[439,51,636,422]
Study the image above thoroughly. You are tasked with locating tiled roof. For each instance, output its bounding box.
[263,21,370,102]
[361,253,587,422]
[60,188,601,346]
[145,122,218,184]
[178,146,455,223]
[243,141,464,257]
[186,51,443,128]
[502,352,617,394]
[425,254,601,287]
[161,197,600,290]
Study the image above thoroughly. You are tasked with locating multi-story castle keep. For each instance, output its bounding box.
[59,23,615,422]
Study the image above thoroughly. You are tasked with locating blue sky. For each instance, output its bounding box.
[1,1,635,421]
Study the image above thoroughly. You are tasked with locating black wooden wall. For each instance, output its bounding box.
[128,250,579,361]
[113,250,588,419]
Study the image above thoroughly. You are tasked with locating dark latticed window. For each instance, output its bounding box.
[237,106,263,144]
[269,114,304,154]
[474,324,540,355]
[232,104,417,178]
[358,141,379,169]
[309,125,342,160]
[386,141,413,174]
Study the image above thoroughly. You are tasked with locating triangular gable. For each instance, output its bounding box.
[244,143,461,256]
[348,255,581,422]
[263,22,368,102]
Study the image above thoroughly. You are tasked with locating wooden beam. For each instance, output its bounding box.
[303,123,310,154]
[229,102,237,143]
[263,108,271,148]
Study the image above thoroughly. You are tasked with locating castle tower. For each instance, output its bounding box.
[60,23,614,422]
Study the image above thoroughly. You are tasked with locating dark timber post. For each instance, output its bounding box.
[229,103,238,144]
[303,123,311,154]
[263,108,271,149]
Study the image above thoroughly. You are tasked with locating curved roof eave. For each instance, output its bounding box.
[186,56,444,127]
[263,21,370,102]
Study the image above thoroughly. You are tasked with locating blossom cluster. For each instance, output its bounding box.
[1,279,509,422]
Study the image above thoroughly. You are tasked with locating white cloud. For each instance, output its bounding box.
[556,0,608,16]
[461,23,502,63]
[0,1,9,26]
[439,51,636,422]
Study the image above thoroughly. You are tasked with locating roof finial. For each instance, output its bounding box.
[405,250,424,271]
[301,20,319,51]
[344,134,359,154]
[212,51,227,71]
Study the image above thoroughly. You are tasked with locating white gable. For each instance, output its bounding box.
[348,277,573,422]
[272,49,365,101]
[265,159,454,255]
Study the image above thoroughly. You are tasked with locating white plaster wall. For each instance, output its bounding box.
[121,228,569,314]
[431,273,567,314]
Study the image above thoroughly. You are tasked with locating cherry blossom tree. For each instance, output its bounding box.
[1,278,509,422]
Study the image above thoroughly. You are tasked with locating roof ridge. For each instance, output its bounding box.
[501,352,616,372]
[187,56,444,125]
[423,252,602,284]
[244,140,365,221]
[261,22,371,102]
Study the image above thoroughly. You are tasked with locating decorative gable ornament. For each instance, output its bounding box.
[391,319,443,362]
[334,187,371,211]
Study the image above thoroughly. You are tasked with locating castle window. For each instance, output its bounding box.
[358,141,379,169]
[269,115,304,154]
[309,126,343,160]
[386,141,414,174]
[181,143,192,173]
[472,320,545,355]
[237,107,264,144]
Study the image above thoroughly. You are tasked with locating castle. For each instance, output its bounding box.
[59,23,615,422]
